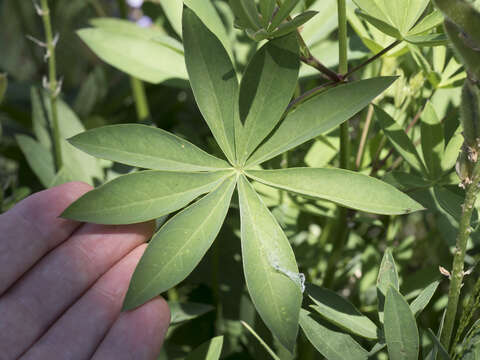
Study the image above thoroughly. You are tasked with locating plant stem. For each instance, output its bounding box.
[40,0,62,171]
[116,0,151,122]
[130,77,151,122]
[440,160,480,349]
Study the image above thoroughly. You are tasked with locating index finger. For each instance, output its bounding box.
[0,182,92,295]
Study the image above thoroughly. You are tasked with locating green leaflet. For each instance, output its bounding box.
[246,168,423,215]
[375,105,427,174]
[407,10,444,36]
[153,0,182,38]
[16,135,55,188]
[425,329,452,360]
[237,33,299,164]
[404,34,449,47]
[183,7,237,163]
[384,286,420,360]
[299,310,369,360]
[377,249,399,323]
[410,281,440,317]
[123,176,236,310]
[185,336,224,360]
[421,101,445,179]
[307,284,378,340]
[246,77,396,166]
[168,301,214,325]
[62,170,233,225]
[259,0,275,27]
[68,124,230,171]
[77,28,187,84]
[229,0,262,30]
[238,175,302,352]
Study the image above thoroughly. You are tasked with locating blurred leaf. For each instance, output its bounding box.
[123,176,236,310]
[461,320,480,360]
[229,0,262,30]
[307,284,378,340]
[421,102,445,179]
[270,0,299,31]
[73,67,107,118]
[299,310,369,360]
[169,301,214,324]
[241,321,280,360]
[183,7,237,163]
[259,0,276,27]
[377,249,399,322]
[409,280,440,317]
[246,168,424,215]
[185,336,224,360]
[68,124,230,171]
[442,132,463,172]
[375,105,426,173]
[237,33,299,163]
[269,11,318,39]
[238,175,302,352]
[16,135,55,188]
[247,77,397,166]
[62,170,232,224]
[384,286,419,360]
[153,0,182,37]
[383,171,432,192]
[77,28,187,84]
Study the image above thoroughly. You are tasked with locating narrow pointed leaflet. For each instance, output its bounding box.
[246,77,397,166]
[68,124,230,171]
[237,33,299,164]
[183,8,237,163]
[123,176,236,310]
[238,175,302,352]
[62,170,233,225]
[246,168,423,215]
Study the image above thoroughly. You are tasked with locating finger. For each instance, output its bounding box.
[92,299,169,360]
[0,181,92,295]
[0,221,155,359]
[23,244,169,360]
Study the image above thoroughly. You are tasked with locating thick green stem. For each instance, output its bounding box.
[40,0,62,171]
[130,77,151,122]
[440,160,480,349]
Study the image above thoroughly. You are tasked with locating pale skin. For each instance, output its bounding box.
[0,182,170,360]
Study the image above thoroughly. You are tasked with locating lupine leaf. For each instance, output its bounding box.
[169,301,214,324]
[16,135,55,188]
[299,310,369,360]
[237,33,299,164]
[229,0,262,30]
[123,176,236,310]
[405,34,449,47]
[270,0,299,31]
[238,175,302,352]
[62,170,233,225]
[377,249,399,322]
[185,336,224,360]
[410,280,440,317]
[421,101,445,179]
[307,284,378,340]
[183,8,237,163]
[68,124,230,171]
[384,286,420,360]
[355,10,402,39]
[259,0,276,27]
[246,168,423,215]
[269,11,318,39]
[407,10,444,36]
[246,77,396,166]
[77,28,187,83]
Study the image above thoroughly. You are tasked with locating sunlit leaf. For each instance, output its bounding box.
[247,77,396,166]
[185,336,224,360]
[237,33,299,164]
[409,281,440,317]
[238,175,302,351]
[123,176,236,310]
[421,102,445,179]
[299,310,369,360]
[246,168,423,215]
[183,7,237,163]
[384,286,420,360]
[307,284,378,340]
[68,124,230,171]
[77,28,187,84]
[62,170,233,225]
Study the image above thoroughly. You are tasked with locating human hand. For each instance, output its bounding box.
[0,182,170,360]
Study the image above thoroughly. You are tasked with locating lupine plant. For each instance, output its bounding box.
[2,0,480,358]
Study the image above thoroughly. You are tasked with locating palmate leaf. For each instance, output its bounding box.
[123,176,236,310]
[62,170,233,225]
[246,168,423,215]
[237,33,299,164]
[68,124,230,171]
[307,284,378,340]
[299,310,369,360]
[238,175,302,352]
[384,286,420,360]
[246,77,396,166]
[183,8,237,164]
